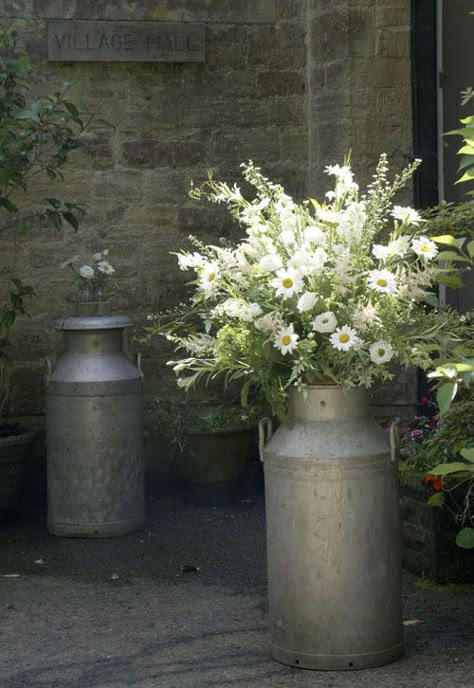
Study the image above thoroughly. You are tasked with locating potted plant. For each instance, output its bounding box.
[398,389,474,583]
[147,156,467,670]
[0,281,36,520]
[0,18,112,519]
[154,397,264,504]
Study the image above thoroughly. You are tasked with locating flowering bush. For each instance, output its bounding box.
[399,392,474,549]
[147,156,466,417]
[61,249,116,305]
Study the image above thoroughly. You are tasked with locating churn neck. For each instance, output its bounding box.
[288,385,370,422]
[54,315,132,355]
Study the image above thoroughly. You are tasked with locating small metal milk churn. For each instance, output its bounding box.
[46,316,145,537]
[260,385,403,670]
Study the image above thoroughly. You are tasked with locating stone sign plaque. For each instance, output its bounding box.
[47,20,205,62]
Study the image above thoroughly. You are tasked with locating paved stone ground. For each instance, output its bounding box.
[1,494,473,688]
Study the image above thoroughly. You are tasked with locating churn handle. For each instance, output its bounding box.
[44,354,56,387]
[135,353,144,381]
[389,417,400,463]
[258,417,273,463]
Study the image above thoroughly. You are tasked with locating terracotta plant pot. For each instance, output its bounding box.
[400,470,474,583]
[181,426,255,505]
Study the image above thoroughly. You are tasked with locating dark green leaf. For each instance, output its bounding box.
[456,528,474,549]
[0,196,17,212]
[435,273,464,289]
[62,210,79,231]
[427,493,445,507]
[94,118,115,129]
[437,381,458,415]
[63,101,79,118]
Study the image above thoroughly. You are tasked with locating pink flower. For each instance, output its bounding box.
[410,429,424,441]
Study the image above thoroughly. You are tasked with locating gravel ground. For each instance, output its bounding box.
[0,494,473,688]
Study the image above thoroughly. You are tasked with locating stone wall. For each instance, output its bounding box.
[0,0,415,474]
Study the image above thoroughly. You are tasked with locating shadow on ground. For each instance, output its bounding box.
[1,493,473,688]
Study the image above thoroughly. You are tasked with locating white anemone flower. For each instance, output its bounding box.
[391,206,422,226]
[368,269,397,294]
[79,265,95,279]
[259,254,283,272]
[312,311,337,333]
[369,340,394,365]
[411,236,438,261]
[271,268,304,298]
[274,324,299,355]
[97,260,115,275]
[329,325,361,352]
[297,292,317,313]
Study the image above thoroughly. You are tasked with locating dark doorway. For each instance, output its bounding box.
[442,0,474,312]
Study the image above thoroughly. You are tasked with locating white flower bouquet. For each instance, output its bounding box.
[61,249,116,313]
[148,156,467,417]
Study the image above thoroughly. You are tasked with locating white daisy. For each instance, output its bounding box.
[271,268,304,298]
[297,291,317,313]
[368,269,397,294]
[274,324,299,355]
[199,262,220,293]
[329,325,361,352]
[369,340,394,364]
[372,244,391,261]
[312,311,337,333]
[388,236,410,257]
[391,206,422,226]
[97,260,115,275]
[411,236,438,261]
[79,265,95,279]
[259,254,283,272]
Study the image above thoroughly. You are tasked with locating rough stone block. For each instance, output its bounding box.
[248,22,307,70]
[31,0,277,23]
[257,70,305,97]
[277,0,307,20]
[376,27,411,58]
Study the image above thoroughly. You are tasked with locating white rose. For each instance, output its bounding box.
[259,254,283,272]
[297,292,317,313]
[304,225,327,247]
[79,265,95,280]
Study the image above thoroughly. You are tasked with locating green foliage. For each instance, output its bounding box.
[422,202,474,239]
[148,157,467,418]
[0,20,112,234]
[0,17,113,425]
[153,397,266,453]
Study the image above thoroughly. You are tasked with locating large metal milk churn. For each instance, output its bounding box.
[260,385,403,671]
[46,316,145,537]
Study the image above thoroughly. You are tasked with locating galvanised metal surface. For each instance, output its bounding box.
[46,316,145,537]
[261,385,403,671]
